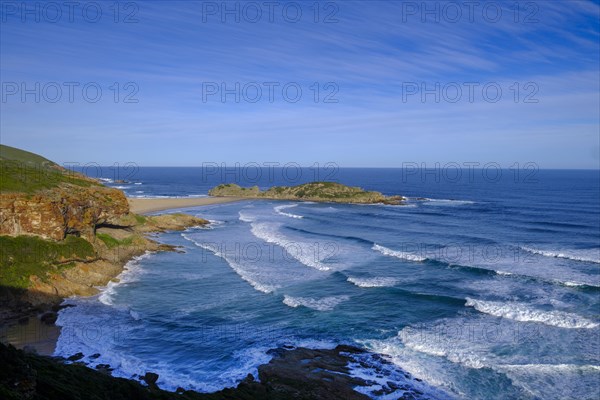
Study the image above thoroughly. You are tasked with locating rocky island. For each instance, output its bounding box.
[209,182,405,205]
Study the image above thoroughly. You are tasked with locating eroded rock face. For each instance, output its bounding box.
[0,184,129,241]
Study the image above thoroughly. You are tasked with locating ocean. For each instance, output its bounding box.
[55,167,600,399]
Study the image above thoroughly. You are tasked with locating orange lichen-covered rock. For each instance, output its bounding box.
[0,184,129,241]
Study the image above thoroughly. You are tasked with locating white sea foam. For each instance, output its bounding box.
[129,309,141,320]
[559,280,598,288]
[357,335,468,396]
[465,297,599,329]
[502,363,600,372]
[373,244,426,262]
[201,219,224,229]
[399,326,488,369]
[251,222,331,271]
[422,198,475,206]
[520,246,600,264]
[347,276,399,288]
[497,364,600,400]
[238,211,255,222]
[134,182,142,185]
[274,204,303,219]
[181,234,278,294]
[495,270,513,276]
[98,252,153,306]
[346,351,454,400]
[113,185,131,189]
[56,310,275,394]
[282,295,349,311]
[365,317,600,399]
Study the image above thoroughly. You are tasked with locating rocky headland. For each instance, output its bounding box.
[0,145,208,324]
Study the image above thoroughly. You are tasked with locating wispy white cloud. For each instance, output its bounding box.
[1,0,598,167]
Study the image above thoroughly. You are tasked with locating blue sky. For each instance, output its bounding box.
[1,0,599,168]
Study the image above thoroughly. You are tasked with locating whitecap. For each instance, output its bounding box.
[422,198,475,206]
[347,351,454,400]
[181,234,279,294]
[465,297,598,329]
[251,222,331,271]
[238,211,256,223]
[372,244,426,262]
[98,252,153,306]
[496,364,600,400]
[520,246,600,264]
[282,295,349,311]
[274,204,303,219]
[347,276,399,288]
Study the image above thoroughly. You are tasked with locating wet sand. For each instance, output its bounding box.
[0,316,61,356]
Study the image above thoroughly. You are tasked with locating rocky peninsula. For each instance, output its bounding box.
[0,145,208,325]
[209,182,405,205]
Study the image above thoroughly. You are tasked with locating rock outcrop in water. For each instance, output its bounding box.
[209,182,405,205]
[1,343,432,399]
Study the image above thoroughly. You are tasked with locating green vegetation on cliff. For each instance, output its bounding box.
[0,145,208,303]
[0,236,96,289]
[0,144,95,193]
[96,233,135,249]
[209,182,404,205]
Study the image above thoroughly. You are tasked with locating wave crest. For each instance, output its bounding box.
[373,244,426,262]
[282,295,349,311]
[274,204,303,219]
[465,297,599,329]
[251,223,331,271]
[520,246,600,264]
[347,276,399,288]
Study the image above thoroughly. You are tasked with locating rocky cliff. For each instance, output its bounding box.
[0,184,130,241]
[0,145,208,322]
[208,182,405,205]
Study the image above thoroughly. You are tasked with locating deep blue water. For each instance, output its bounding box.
[56,168,600,399]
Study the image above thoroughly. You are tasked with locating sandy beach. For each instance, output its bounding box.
[128,196,246,214]
[0,316,61,356]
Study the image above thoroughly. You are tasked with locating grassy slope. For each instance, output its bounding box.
[0,145,104,290]
[0,144,59,166]
[0,144,94,193]
[0,236,96,289]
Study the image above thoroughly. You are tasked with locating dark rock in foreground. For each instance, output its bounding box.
[0,342,443,400]
[251,345,371,399]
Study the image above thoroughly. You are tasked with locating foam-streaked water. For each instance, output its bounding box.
[56,169,600,399]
